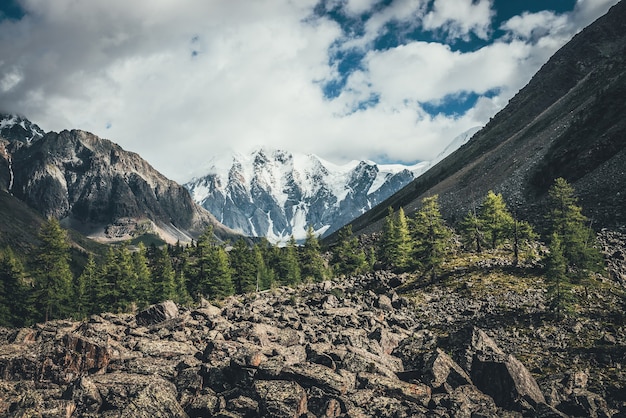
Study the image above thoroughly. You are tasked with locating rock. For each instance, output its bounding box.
[136,300,179,326]
[558,389,613,418]
[279,362,352,395]
[471,353,546,411]
[254,380,308,418]
[376,294,393,311]
[90,372,187,417]
[421,348,472,392]
[186,388,222,417]
[357,371,431,407]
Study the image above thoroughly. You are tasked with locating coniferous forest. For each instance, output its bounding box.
[0,178,605,327]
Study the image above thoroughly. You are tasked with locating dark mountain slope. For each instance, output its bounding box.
[335,0,626,239]
[1,120,238,244]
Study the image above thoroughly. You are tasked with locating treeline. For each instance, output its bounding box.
[0,223,332,327]
[0,178,603,326]
[378,177,603,317]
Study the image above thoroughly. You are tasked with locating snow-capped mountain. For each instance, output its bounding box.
[185,130,480,243]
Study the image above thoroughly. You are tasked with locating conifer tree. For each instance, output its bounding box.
[73,254,97,319]
[459,208,484,253]
[277,235,301,286]
[32,218,74,322]
[479,191,514,250]
[0,247,29,327]
[331,225,368,276]
[411,195,452,281]
[230,238,257,293]
[546,232,573,319]
[132,243,153,307]
[547,178,603,273]
[253,243,275,290]
[209,246,235,299]
[300,226,328,282]
[152,246,177,302]
[511,215,537,266]
[380,207,413,271]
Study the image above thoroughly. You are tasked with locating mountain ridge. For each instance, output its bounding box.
[332,0,626,241]
[185,128,480,243]
[0,115,239,245]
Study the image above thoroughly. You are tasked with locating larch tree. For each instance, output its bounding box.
[479,191,514,250]
[300,226,328,283]
[331,225,368,277]
[32,218,74,322]
[411,195,452,282]
[547,178,603,274]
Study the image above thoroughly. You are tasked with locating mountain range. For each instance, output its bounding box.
[184,128,480,243]
[0,114,237,247]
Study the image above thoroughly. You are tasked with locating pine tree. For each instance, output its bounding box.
[459,208,484,253]
[479,191,514,250]
[331,225,368,276]
[277,235,301,286]
[253,242,275,291]
[0,247,29,327]
[546,233,574,319]
[73,254,97,319]
[208,246,235,299]
[32,218,74,322]
[132,243,153,307]
[380,207,413,271]
[300,226,328,282]
[152,246,177,302]
[411,195,452,282]
[547,178,603,274]
[230,238,257,293]
[511,215,537,266]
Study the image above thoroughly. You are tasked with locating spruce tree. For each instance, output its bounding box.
[208,246,235,299]
[132,243,153,307]
[479,191,513,250]
[546,233,573,319]
[547,178,603,274]
[331,225,368,276]
[73,254,97,319]
[380,207,413,271]
[300,226,328,282]
[230,238,257,293]
[32,218,74,322]
[459,208,484,253]
[253,243,275,291]
[152,246,177,302]
[411,195,452,281]
[277,235,301,286]
[0,247,29,327]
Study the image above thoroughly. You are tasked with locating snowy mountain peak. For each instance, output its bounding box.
[0,113,45,144]
[185,127,481,243]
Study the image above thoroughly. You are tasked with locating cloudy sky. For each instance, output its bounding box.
[0,0,620,182]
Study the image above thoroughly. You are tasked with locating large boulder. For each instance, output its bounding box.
[136,300,179,326]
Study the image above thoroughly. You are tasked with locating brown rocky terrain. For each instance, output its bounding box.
[1,233,625,417]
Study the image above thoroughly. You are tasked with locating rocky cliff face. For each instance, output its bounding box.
[0,115,236,243]
[1,258,624,417]
[185,149,433,243]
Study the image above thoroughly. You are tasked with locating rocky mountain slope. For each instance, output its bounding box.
[0,114,237,244]
[185,131,478,243]
[338,1,626,240]
[1,234,625,417]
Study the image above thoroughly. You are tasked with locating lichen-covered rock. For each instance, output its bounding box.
[254,380,308,418]
[136,300,179,326]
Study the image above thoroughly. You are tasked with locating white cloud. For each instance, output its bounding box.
[0,0,619,182]
[423,0,494,40]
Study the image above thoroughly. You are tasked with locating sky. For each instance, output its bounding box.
[0,0,620,182]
